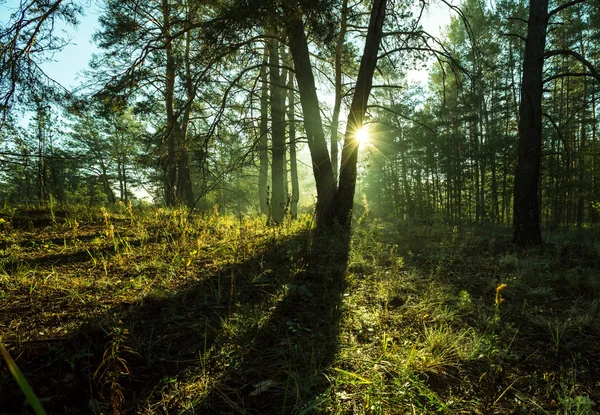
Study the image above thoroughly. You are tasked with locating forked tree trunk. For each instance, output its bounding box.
[513,0,547,246]
[285,0,386,227]
[336,0,387,226]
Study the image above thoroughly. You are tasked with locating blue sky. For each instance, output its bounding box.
[40,7,102,89]
[0,0,101,89]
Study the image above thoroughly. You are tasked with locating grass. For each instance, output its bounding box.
[0,204,599,414]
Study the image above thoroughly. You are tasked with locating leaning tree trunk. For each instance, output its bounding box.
[285,15,336,227]
[336,0,387,226]
[330,0,348,181]
[513,0,547,246]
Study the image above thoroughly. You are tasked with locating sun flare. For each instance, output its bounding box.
[355,126,370,147]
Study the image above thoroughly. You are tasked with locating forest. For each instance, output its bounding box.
[1,0,600,413]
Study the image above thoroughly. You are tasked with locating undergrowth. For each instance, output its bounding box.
[0,204,599,414]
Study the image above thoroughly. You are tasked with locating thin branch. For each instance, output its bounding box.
[544,49,600,84]
[548,0,586,18]
[368,104,436,135]
[542,112,569,165]
[543,72,594,84]
[502,33,527,42]
[507,16,528,24]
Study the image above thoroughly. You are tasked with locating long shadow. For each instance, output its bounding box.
[0,226,351,414]
[200,228,352,414]
[1,229,186,269]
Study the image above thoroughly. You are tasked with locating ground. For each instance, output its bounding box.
[0,205,599,414]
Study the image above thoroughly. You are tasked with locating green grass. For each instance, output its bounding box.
[0,205,599,414]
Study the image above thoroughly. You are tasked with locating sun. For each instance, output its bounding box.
[355,125,370,147]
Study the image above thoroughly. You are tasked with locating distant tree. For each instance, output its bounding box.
[67,102,145,205]
[92,0,206,207]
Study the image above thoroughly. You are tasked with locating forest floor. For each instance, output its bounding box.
[0,204,599,414]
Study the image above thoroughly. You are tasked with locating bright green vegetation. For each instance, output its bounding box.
[1,205,599,414]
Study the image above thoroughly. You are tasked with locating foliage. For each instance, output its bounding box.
[0,341,47,414]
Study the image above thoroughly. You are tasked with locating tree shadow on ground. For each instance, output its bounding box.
[0,226,352,415]
[201,229,352,414]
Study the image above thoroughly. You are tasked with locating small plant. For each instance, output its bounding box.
[94,323,135,415]
[558,393,595,415]
[494,283,507,322]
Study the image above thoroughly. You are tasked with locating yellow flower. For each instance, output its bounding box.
[495,284,507,306]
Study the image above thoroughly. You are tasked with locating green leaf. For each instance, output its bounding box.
[0,341,48,415]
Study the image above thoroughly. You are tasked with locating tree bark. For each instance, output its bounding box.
[162,0,177,207]
[285,15,336,226]
[176,25,195,209]
[270,38,286,223]
[258,43,270,215]
[513,0,547,246]
[330,0,348,182]
[288,66,300,219]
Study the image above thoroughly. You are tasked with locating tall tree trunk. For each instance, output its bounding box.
[122,161,128,202]
[330,0,348,182]
[401,149,415,218]
[577,77,588,228]
[100,162,116,204]
[162,0,177,207]
[281,55,289,206]
[176,23,195,208]
[513,0,547,246]
[285,15,336,226]
[288,68,300,218]
[176,133,195,208]
[488,86,498,223]
[36,102,46,205]
[576,21,588,228]
[592,82,598,224]
[270,38,286,223]
[336,0,387,226]
[258,43,270,215]
[118,158,124,200]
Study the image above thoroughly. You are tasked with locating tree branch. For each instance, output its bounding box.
[548,0,586,19]
[502,33,527,42]
[543,72,594,84]
[542,112,569,165]
[544,49,600,84]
